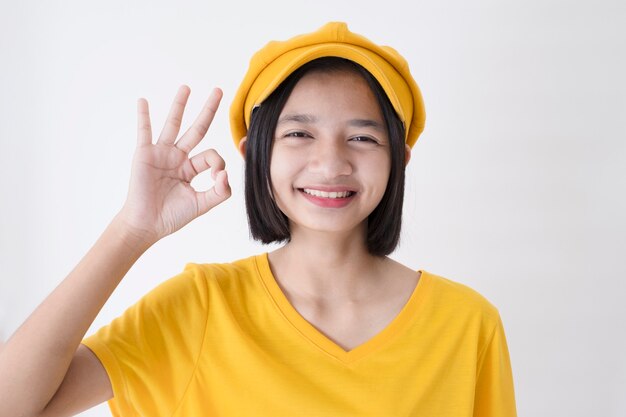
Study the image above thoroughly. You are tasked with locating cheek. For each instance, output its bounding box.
[363,154,391,190]
[268,162,295,217]
[374,175,391,203]
[269,148,296,198]
[269,146,305,186]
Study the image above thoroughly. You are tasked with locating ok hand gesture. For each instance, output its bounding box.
[118,85,231,245]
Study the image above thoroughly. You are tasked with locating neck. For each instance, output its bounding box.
[268,226,389,302]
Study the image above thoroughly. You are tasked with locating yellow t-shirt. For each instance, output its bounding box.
[82,253,517,416]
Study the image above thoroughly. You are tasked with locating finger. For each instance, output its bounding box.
[187,148,226,182]
[157,85,191,146]
[137,98,152,146]
[196,170,231,216]
[213,169,231,198]
[175,88,223,154]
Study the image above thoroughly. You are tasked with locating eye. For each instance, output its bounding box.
[284,131,312,138]
[350,136,378,144]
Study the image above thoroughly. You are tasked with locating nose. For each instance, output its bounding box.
[307,136,353,179]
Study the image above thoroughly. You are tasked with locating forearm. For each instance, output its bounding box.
[0,214,153,416]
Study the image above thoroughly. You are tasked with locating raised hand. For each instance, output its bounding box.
[117,85,231,245]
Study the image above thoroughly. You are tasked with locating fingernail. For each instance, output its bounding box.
[210,88,222,100]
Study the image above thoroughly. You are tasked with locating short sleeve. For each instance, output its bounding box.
[473,313,518,417]
[81,264,209,417]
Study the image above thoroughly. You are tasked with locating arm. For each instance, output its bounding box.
[0,217,150,417]
[0,86,230,417]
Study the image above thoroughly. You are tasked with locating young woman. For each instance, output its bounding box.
[0,22,517,416]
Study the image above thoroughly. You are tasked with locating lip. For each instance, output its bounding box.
[298,185,357,193]
[298,187,357,208]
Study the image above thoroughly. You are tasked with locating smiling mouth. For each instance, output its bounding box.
[300,188,356,199]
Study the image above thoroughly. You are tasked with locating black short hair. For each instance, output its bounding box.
[244,57,406,256]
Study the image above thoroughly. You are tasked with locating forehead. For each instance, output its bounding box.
[280,69,384,120]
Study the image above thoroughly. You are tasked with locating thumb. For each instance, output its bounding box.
[197,170,231,215]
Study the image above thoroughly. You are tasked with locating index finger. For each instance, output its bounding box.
[175,88,223,154]
[157,85,191,146]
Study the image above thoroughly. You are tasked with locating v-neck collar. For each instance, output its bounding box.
[254,253,432,364]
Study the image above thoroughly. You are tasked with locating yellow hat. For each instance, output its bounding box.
[229,22,426,149]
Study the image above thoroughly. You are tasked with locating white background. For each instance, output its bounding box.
[1,1,625,416]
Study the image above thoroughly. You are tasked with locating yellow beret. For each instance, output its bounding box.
[229,22,426,149]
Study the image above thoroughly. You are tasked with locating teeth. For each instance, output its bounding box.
[303,189,353,198]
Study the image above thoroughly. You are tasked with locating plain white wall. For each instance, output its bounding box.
[1,0,625,416]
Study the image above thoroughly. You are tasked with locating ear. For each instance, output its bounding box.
[404,144,412,167]
[238,136,247,158]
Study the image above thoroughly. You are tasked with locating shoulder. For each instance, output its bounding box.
[182,254,260,280]
[422,270,501,324]
[132,254,261,307]
[180,254,265,293]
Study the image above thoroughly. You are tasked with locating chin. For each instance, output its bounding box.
[290,219,368,237]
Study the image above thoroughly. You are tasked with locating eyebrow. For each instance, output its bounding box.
[348,118,385,132]
[277,113,385,132]
[277,114,318,125]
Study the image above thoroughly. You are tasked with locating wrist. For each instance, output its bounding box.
[109,213,158,254]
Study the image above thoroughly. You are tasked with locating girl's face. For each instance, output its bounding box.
[270,69,391,236]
